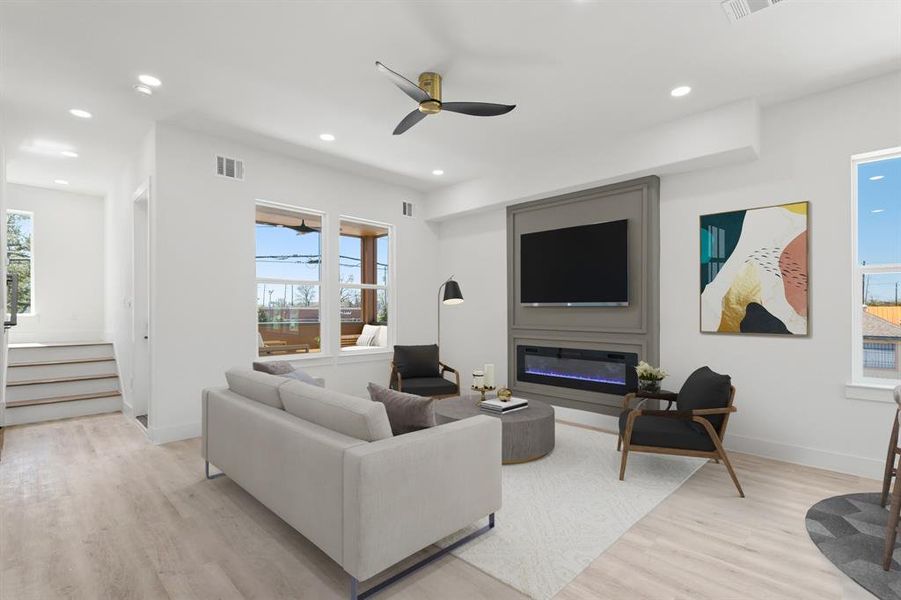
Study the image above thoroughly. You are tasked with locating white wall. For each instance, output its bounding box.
[438,72,901,478]
[7,183,105,343]
[105,128,155,418]
[660,72,901,478]
[146,124,437,442]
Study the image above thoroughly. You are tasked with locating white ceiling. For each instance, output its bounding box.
[2,1,899,197]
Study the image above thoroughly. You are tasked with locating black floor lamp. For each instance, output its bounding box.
[438,276,464,346]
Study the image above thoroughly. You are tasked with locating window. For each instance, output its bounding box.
[256,204,322,355]
[7,210,33,315]
[339,219,390,351]
[853,148,901,382]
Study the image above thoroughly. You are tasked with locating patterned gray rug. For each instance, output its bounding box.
[806,492,901,600]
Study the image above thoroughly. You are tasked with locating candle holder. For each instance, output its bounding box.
[471,384,496,402]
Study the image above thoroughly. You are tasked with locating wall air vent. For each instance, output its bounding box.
[216,155,245,180]
[721,0,784,22]
[402,201,414,217]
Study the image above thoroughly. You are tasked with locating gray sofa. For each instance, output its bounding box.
[202,368,502,599]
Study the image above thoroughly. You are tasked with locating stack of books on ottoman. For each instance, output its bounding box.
[480,397,529,415]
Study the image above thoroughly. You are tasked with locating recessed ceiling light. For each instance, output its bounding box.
[54,179,69,185]
[432,169,444,176]
[872,209,886,214]
[133,84,153,96]
[670,86,692,98]
[138,74,162,87]
[60,150,79,158]
[68,108,92,119]
[870,175,885,181]
[319,133,336,141]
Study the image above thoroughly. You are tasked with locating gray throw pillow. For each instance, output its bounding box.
[252,360,295,375]
[284,369,324,387]
[367,382,436,435]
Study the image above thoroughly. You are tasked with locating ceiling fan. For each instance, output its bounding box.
[376,61,516,135]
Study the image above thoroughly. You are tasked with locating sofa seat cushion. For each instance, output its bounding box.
[226,368,288,409]
[393,344,440,378]
[399,377,458,398]
[279,380,393,442]
[618,410,715,452]
[367,383,436,435]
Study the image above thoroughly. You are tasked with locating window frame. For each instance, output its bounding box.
[6,208,35,317]
[850,147,901,387]
[337,216,395,354]
[255,201,329,358]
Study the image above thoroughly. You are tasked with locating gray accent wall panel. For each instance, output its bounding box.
[506,176,660,416]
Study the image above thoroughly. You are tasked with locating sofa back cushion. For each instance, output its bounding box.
[253,361,325,387]
[393,344,440,378]
[226,367,288,409]
[279,380,393,442]
[677,366,732,430]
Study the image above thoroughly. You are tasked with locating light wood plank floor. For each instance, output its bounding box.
[0,413,881,600]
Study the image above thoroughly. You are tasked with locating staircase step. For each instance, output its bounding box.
[9,358,116,368]
[6,391,121,408]
[7,373,119,387]
[8,343,114,363]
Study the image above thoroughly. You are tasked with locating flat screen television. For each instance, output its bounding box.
[520,219,628,306]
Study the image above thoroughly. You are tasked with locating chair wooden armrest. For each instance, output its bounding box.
[634,390,678,402]
[439,361,461,392]
[629,406,736,419]
[390,361,403,391]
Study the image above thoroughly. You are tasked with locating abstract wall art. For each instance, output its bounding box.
[700,202,809,335]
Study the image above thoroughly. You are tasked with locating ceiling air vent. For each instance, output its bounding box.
[402,201,414,217]
[721,0,784,22]
[216,155,245,181]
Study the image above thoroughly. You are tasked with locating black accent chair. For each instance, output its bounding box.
[390,344,460,399]
[617,366,744,497]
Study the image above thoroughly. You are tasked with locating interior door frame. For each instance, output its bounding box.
[131,179,152,429]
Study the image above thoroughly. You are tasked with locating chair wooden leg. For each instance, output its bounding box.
[882,411,900,507]
[619,443,630,480]
[717,448,744,498]
[885,475,901,570]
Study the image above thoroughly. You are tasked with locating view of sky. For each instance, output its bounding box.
[858,155,901,304]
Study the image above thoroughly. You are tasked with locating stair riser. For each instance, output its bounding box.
[8,344,114,363]
[7,360,118,383]
[6,378,120,403]
[4,396,123,426]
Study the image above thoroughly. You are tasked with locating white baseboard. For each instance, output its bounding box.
[121,400,134,418]
[149,421,201,445]
[724,433,883,480]
[551,404,883,480]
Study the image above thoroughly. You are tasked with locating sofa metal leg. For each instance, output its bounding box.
[349,513,495,600]
[205,461,225,480]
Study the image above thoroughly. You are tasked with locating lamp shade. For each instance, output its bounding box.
[442,279,464,305]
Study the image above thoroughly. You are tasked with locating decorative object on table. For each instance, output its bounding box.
[366,382,436,435]
[497,387,513,402]
[700,201,809,335]
[436,276,464,347]
[390,344,460,398]
[481,397,529,414]
[484,363,496,388]
[635,361,667,392]
[471,369,496,401]
[618,366,744,497]
[806,492,901,600]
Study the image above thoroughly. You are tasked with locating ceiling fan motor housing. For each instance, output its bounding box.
[417,72,442,114]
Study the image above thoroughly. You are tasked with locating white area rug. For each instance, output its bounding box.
[439,423,705,600]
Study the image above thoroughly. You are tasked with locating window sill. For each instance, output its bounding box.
[338,347,394,363]
[256,352,334,367]
[845,381,900,403]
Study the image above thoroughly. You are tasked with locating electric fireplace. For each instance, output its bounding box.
[516,345,638,395]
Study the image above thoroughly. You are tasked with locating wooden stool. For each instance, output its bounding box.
[881,385,901,571]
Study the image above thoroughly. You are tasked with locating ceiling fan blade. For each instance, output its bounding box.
[393,109,428,135]
[376,61,430,104]
[441,102,516,117]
